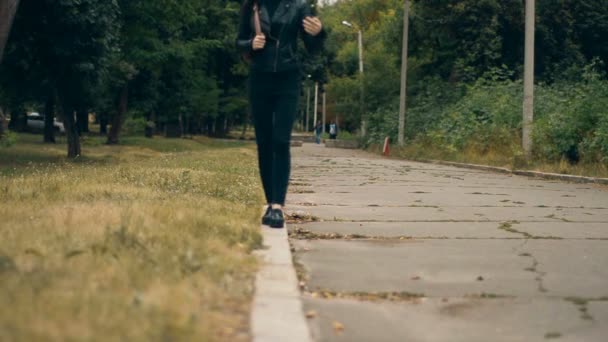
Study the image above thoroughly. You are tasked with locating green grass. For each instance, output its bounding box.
[0,133,263,341]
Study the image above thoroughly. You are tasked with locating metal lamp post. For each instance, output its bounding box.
[342,20,366,137]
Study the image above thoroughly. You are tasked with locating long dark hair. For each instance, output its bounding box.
[241,0,258,11]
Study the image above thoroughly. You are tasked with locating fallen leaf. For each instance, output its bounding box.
[306,310,317,319]
[477,276,484,281]
[411,276,421,280]
[333,321,345,333]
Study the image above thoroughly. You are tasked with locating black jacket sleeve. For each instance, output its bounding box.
[236,3,254,53]
[300,4,327,54]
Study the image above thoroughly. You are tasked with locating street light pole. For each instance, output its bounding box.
[398,0,410,146]
[523,0,535,156]
[313,82,319,130]
[357,30,364,74]
[322,90,327,134]
[305,85,311,132]
[343,20,366,137]
[358,29,366,138]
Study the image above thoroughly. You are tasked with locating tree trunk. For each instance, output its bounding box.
[99,112,108,135]
[214,115,226,137]
[0,0,20,64]
[77,108,89,134]
[43,95,56,143]
[0,107,7,140]
[8,105,26,131]
[107,85,128,145]
[240,121,247,140]
[144,111,155,138]
[59,99,81,158]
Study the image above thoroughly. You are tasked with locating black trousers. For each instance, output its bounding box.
[249,70,300,206]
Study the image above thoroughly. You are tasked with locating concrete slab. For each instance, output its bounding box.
[293,239,537,297]
[294,239,608,298]
[288,205,608,223]
[292,221,608,239]
[524,240,608,297]
[288,184,608,210]
[288,143,608,341]
[303,297,604,342]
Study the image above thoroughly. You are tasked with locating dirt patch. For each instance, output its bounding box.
[289,227,414,242]
[307,290,425,303]
[440,300,481,316]
[286,212,321,224]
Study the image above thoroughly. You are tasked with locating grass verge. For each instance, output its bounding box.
[0,133,263,341]
[369,143,608,179]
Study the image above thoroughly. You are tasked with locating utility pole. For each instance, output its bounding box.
[342,20,365,137]
[398,0,410,146]
[313,82,319,129]
[322,90,327,133]
[358,29,366,138]
[0,0,20,64]
[523,0,535,156]
[357,30,364,75]
[305,85,311,132]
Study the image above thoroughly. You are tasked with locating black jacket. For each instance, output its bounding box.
[236,0,326,73]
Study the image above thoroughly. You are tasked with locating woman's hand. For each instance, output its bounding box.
[303,17,323,36]
[252,34,266,50]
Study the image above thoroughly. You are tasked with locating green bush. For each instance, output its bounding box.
[122,116,147,136]
[585,114,608,162]
[364,63,608,165]
[0,131,17,148]
[533,65,608,163]
[429,79,521,148]
[366,107,398,146]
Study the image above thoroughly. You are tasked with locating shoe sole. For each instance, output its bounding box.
[269,220,285,229]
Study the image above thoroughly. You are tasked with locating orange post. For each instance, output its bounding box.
[382,137,390,156]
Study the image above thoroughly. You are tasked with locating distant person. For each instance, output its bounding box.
[314,120,323,144]
[329,121,337,140]
[236,0,326,229]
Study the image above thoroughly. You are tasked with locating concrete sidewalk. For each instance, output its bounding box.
[287,143,608,342]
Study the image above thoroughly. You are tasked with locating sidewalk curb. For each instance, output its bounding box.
[250,224,312,342]
[419,159,608,185]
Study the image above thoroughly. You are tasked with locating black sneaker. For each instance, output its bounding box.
[262,206,273,226]
[269,209,285,229]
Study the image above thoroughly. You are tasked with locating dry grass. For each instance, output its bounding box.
[0,134,263,341]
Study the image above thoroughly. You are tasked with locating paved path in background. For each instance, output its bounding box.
[287,143,608,342]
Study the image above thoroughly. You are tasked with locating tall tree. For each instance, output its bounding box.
[0,0,20,64]
[1,0,119,157]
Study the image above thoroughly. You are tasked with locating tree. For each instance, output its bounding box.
[1,0,119,157]
[0,0,20,64]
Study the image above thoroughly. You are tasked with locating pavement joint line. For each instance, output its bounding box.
[289,227,608,241]
[250,221,312,342]
[299,219,608,223]
[290,204,608,210]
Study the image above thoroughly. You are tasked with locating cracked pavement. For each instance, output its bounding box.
[287,143,608,342]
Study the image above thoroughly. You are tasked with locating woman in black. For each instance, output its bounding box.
[237,0,326,228]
